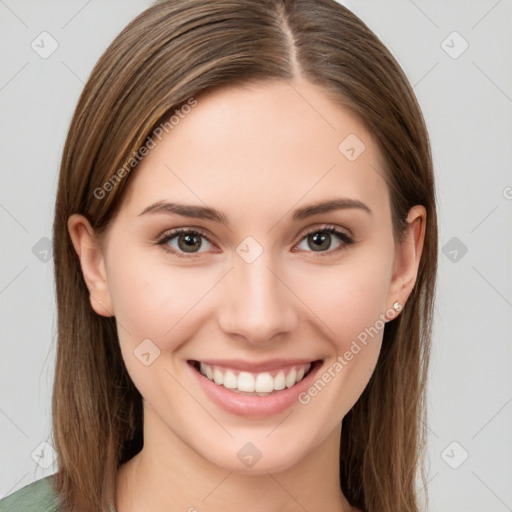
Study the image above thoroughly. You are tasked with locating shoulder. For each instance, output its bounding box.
[0,476,60,512]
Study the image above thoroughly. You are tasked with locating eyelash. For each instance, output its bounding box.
[155,225,354,259]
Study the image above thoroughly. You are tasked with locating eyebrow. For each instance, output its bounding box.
[138,198,372,225]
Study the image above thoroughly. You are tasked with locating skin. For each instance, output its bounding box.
[68,79,426,512]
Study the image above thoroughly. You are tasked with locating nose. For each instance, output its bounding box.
[217,251,299,344]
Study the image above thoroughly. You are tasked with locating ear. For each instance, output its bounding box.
[67,214,113,317]
[386,205,426,315]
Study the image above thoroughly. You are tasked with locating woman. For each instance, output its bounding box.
[0,0,437,511]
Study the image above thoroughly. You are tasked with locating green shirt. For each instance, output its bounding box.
[0,476,59,512]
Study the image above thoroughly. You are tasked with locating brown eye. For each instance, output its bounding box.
[296,227,354,254]
[307,232,332,252]
[176,232,203,253]
[157,228,214,256]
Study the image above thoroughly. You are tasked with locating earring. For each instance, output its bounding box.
[393,301,402,312]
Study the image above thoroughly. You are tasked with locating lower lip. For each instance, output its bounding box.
[189,361,322,417]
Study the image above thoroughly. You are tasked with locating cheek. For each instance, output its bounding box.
[291,249,394,409]
[294,253,393,343]
[105,252,223,405]
[105,243,223,348]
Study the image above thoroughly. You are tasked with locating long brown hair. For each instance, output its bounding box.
[51,1,437,511]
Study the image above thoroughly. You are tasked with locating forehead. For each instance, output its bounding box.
[120,79,389,222]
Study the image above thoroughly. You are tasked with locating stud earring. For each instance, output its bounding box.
[393,301,402,312]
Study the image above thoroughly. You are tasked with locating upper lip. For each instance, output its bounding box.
[189,358,320,373]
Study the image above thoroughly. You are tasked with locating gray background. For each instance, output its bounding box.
[1,1,511,510]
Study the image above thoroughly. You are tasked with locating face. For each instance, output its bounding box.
[70,79,424,475]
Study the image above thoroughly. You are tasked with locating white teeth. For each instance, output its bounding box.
[285,367,297,388]
[213,369,224,385]
[237,372,255,392]
[197,362,313,394]
[255,372,274,393]
[223,370,237,389]
[274,371,286,390]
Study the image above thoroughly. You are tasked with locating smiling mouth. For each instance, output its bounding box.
[188,360,320,396]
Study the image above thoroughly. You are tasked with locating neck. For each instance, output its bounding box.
[116,403,355,512]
